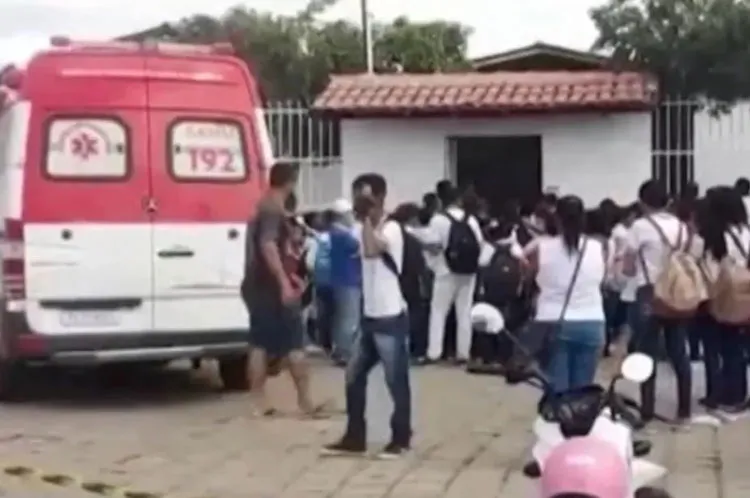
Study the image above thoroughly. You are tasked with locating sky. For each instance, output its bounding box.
[0,0,602,65]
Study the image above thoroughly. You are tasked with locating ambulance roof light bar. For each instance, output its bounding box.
[49,36,234,55]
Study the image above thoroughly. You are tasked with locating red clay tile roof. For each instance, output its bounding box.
[313,71,658,117]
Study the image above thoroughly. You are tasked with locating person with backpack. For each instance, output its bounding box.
[701,187,750,413]
[323,173,412,458]
[622,180,695,426]
[422,186,483,363]
[470,216,525,367]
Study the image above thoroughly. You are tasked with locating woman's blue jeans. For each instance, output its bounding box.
[540,320,605,393]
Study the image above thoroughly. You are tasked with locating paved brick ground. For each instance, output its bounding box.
[0,362,743,498]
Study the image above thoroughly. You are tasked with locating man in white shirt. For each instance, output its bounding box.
[323,173,412,459]
[623,180,692,425]
[418,187,484,363]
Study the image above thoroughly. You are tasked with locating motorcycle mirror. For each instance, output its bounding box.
[620,353,654,383]
[470,302,505,335]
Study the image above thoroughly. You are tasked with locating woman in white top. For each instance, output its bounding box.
[524,195,607,393]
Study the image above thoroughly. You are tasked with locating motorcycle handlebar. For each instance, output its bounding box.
[608,391,645,430]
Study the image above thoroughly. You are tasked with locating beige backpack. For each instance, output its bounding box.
[642,218,707,318]
[709,228,750,325]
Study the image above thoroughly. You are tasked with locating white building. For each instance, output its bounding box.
[312,44,657,210]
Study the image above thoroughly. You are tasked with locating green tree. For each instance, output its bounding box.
[590,0,750,107]
[375,16,472,73]
[164,3,472,101]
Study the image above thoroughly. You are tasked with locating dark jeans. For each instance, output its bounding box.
[630,286,692,419]
[344,312,412,444]
[408,298,429,358]
[603,291,627,334]
[699,309,747,407]
[687,317,702,361]
[315,286,335,352]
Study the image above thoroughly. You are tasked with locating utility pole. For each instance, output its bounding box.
[360,0,374,73]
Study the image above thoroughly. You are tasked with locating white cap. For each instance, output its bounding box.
[332,198,352,214]
[470,303,505,335]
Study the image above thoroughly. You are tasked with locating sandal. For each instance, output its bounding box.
[251,407,280,418]
[299,401,334,419]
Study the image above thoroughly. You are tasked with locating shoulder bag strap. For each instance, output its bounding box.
[726,227,749,265]
[644,215,678,251]
[558,237,589,323]
[381,222,403,278]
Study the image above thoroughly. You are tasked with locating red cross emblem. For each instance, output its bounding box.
[70,132,98,160]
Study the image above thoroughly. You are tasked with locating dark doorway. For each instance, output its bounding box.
[453,135,542,216]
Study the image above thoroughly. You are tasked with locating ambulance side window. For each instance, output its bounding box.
[0,107,11,224]
[44,117,129,180]
[168,119,248,182]
[0,102,30,223]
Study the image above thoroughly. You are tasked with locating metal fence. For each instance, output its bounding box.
[263,101,343,211]
[264,99,750,208]
[653,99,750,196]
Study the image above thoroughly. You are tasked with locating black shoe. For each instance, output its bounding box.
[321,436,366,456]
[522,460,541,478]
[721,403,745,415]
[632,439,652,457]
[377,440,410,459]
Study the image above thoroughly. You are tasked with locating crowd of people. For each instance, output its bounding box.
[241,160,750,459]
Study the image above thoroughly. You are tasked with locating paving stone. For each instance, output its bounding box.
[0,362,737,497]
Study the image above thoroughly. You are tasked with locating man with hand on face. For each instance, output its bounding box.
[322,173,413,459]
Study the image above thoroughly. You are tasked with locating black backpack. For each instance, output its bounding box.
[382,223,427,305]
[480,244,522,307]
[443,211,480,274]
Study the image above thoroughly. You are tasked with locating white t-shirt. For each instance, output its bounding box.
[626,212,686,287]
[356,219,407,318]
[723,224,750,265]
[424,206,483,277]
[534,236,606,322]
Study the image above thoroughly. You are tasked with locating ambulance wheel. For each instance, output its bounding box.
[0,361,27,402]
[219,355,249,391]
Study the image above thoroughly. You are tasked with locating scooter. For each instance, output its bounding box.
[529,353,668,495]
[468,303,668,496]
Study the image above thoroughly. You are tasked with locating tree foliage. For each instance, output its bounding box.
[159,2,472,102]
[590,0,750,107]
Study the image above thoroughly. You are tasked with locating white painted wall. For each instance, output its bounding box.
[694,102,750,189]
[340,112,652,208]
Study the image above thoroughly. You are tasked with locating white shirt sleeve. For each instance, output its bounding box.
[428,213,450,248]
[479,241,495,267]
[625,221,643,252]
[469,215,485,245]
[381,220,404,271]
[523,236,541,256]
[511,242,524,259]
